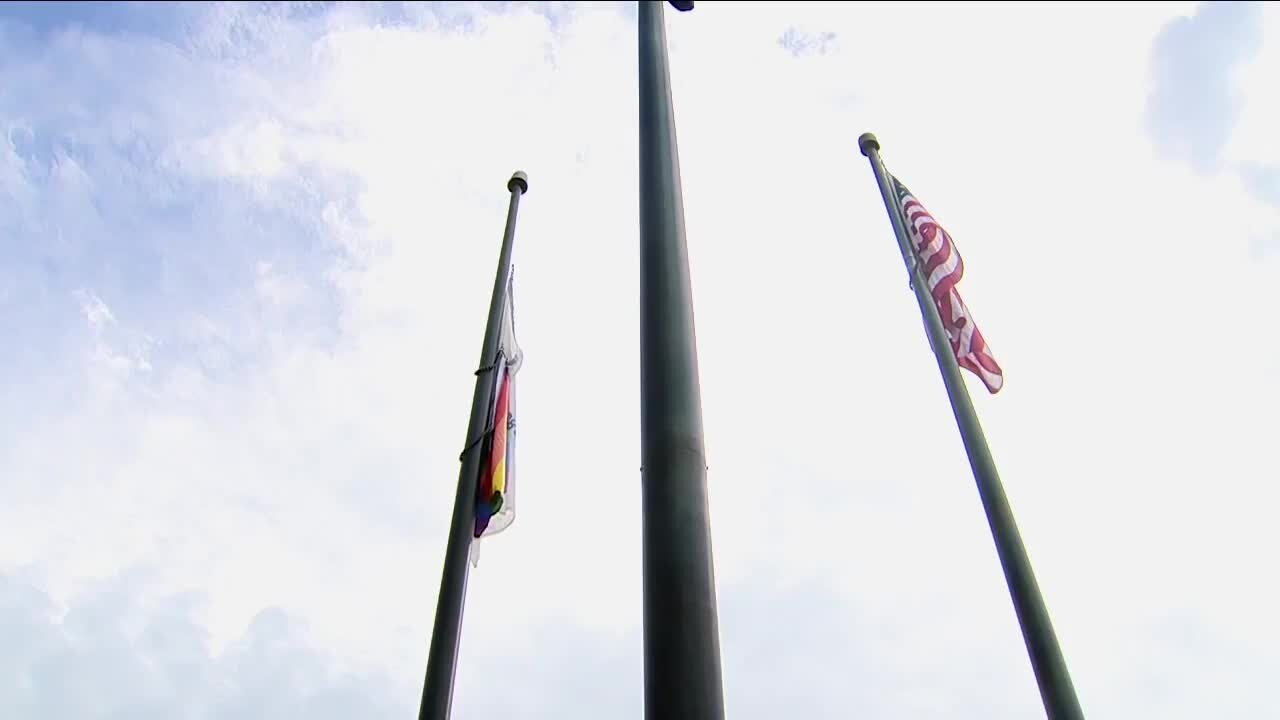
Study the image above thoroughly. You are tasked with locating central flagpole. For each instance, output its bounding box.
[419,171,529,720]
[637,3,726,720]
[858,133,1083,720]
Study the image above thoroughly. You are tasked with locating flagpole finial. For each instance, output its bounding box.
[858,132,880,157]
[668,0,694,10]
[508,171,529,195]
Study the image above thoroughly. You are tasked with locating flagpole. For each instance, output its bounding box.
[418,171,529,720]
[637,3,726,720]
[858,133,1084,720]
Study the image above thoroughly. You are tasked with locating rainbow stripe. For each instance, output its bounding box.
[471,276,521,556]
[474,368,512,537]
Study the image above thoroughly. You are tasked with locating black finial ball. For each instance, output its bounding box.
[668,0,694,10]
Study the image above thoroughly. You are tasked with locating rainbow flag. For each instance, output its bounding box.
[473,276,521,552]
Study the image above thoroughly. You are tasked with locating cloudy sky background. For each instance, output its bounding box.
[3,1,1278,717]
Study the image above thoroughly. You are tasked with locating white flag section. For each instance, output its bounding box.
[470,276,523,568]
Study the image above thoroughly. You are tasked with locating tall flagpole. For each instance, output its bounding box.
[858,133,1084,720]
[418,171,529,720]
[637,3,726,720]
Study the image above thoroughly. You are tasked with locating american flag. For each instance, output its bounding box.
[893,176,1004,394]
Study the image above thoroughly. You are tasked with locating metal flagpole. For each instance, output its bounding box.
[637,3,726,720]
[418,171,529,720]
[859,133,1084,720]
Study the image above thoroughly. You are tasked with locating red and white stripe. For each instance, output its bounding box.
[898,185,1004,394]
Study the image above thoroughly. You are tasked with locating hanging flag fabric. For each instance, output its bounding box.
[473,275,523,549]
[892,176,1004,393]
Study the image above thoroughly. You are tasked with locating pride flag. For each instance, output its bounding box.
[472,276,521,555]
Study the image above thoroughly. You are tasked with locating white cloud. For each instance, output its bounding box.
[0,570,406,718]
[75,289,115,330]
[2,2,1279,718]
[1218,3,1280,168]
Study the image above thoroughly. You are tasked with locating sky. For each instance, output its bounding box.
[2,1,1279,718]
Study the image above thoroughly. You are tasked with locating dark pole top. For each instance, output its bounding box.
[508,171,529,195]
[858,132,880,157]
[668,0,694,10]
